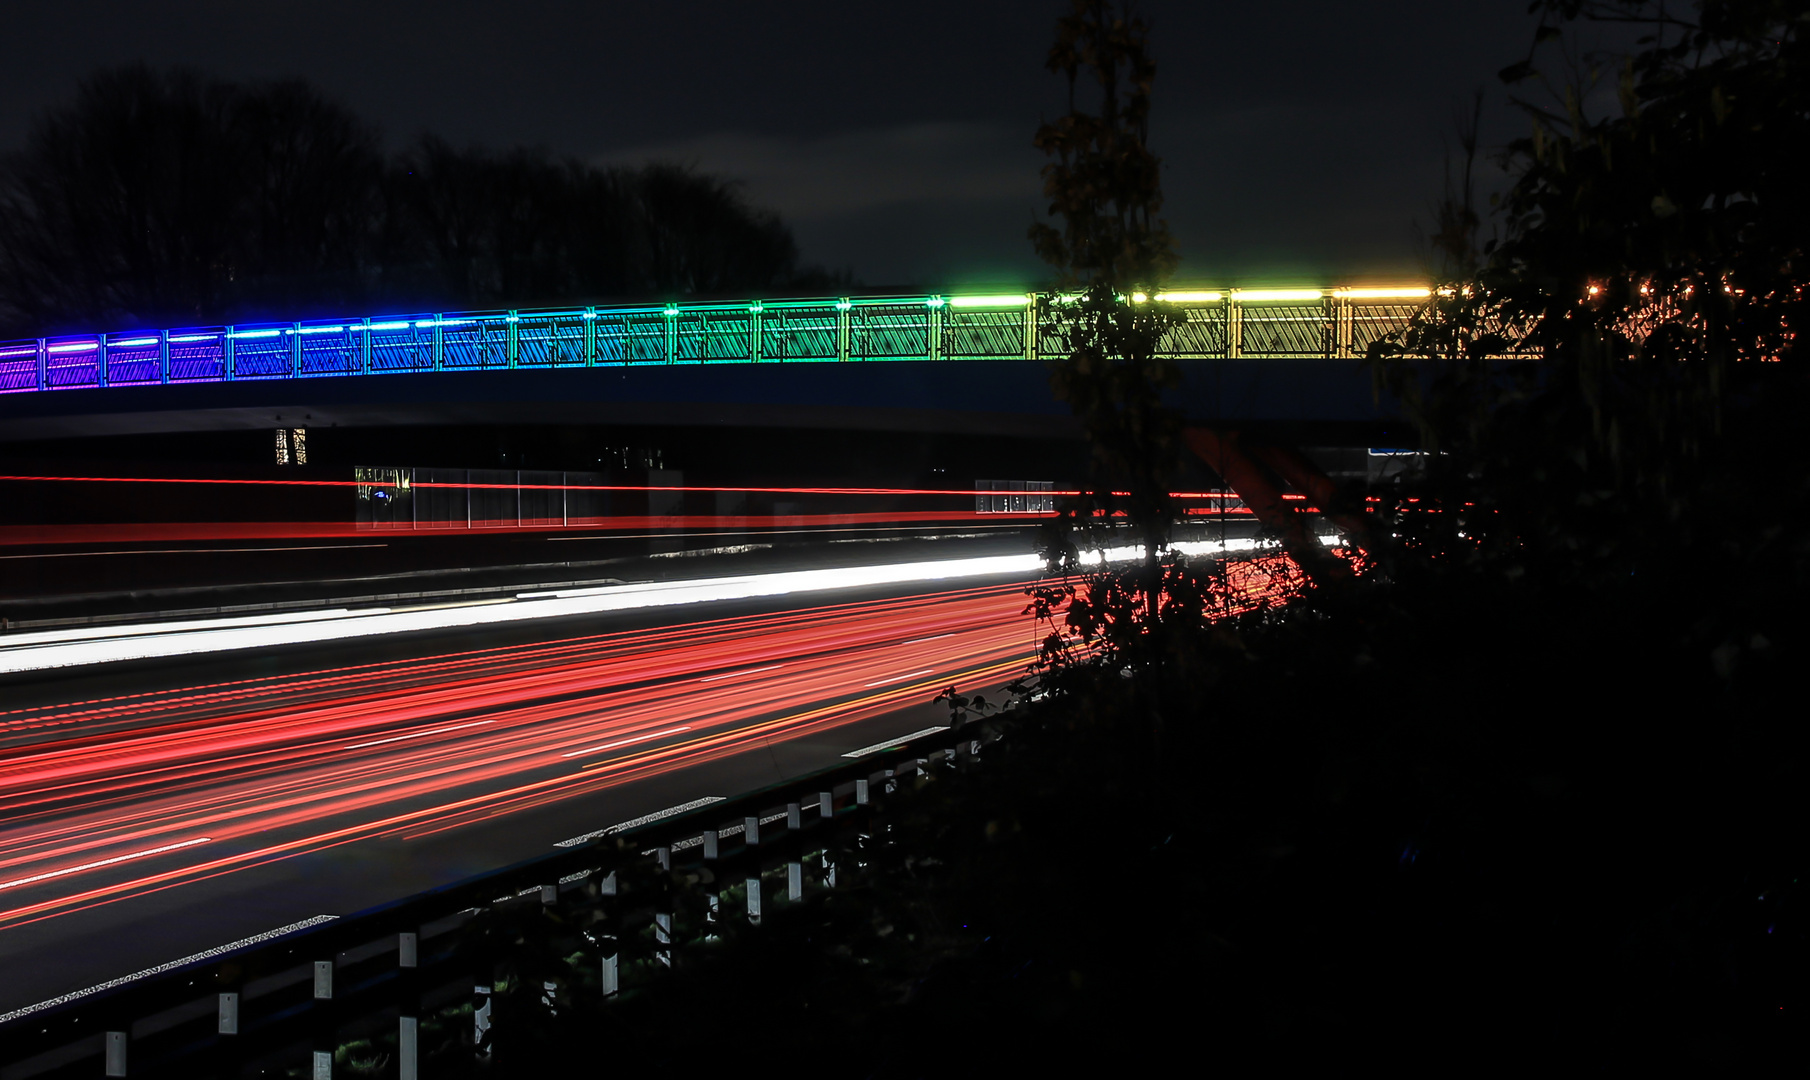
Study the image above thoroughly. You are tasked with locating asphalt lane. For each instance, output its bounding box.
[0,574,1039,1014]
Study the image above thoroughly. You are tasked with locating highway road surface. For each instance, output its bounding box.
[0,572,1041,1015]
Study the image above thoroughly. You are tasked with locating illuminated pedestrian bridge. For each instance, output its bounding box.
[0,287,1433,394]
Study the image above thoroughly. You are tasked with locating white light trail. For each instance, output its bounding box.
[864,669,934,688]
[0,607,385,650]
[0,837,213,893]
[0,538,1335,676]
[560,725,692,759]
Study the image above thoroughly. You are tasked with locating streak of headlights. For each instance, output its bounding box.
[0,537,1320,676]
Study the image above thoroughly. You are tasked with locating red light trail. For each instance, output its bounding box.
[0,582,1039,929]
[0,552,1312,933]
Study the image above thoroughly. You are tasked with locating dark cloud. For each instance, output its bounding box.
[0,1,1540,288]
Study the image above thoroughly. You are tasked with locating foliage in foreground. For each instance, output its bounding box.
[344,3,1806,1072]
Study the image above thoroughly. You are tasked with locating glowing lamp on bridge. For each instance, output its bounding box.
[946,295,1031,309]
[1343,287,1432,300]
[1235,289,1324,302]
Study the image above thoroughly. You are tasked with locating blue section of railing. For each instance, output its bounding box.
[0,289,1435,395]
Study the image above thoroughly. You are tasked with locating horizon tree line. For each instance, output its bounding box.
[0,65,846,339]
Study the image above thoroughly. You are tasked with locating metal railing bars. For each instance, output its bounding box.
[0,289,1451,396]
[0,721,997,1079]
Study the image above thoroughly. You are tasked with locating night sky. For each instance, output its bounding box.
[0,1,1538,290]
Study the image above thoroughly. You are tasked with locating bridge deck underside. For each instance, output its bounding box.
[0,357,1403,442]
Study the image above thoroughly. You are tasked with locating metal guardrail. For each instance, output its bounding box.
[0,721,997,1079]
[0,288,1436,395]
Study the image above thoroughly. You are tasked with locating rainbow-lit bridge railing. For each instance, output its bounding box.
[0,287,1432,394]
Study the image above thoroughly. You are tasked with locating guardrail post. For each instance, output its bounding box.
[97,332,109,387]
[655,845,671,871]
[359,318,371,373]
[818,791,834,820]
[654,913,673,967]
[855,778,869,806]
[746,877,762,925]
[743,816,760,847]
[398,1017,418,1080]
[104,1030,127,1076]
[786,802,801,831]
[473,984,492,1049]
[291,322,302,377]
[35,339,46,390]
[701,829,719,860]
[601,952,620,997]
[311,958,336,1075]
[158,330,170,384]
[787,861,803,901]
[398,930,420,1080]
[540,884,557,905]
[218,991,240,1034]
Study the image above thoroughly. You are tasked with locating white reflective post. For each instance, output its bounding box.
[104,1031,127,1077]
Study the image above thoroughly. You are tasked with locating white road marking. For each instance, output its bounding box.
[0,915,338,1025]
[842,727,948,758]
[552,796,725,847]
